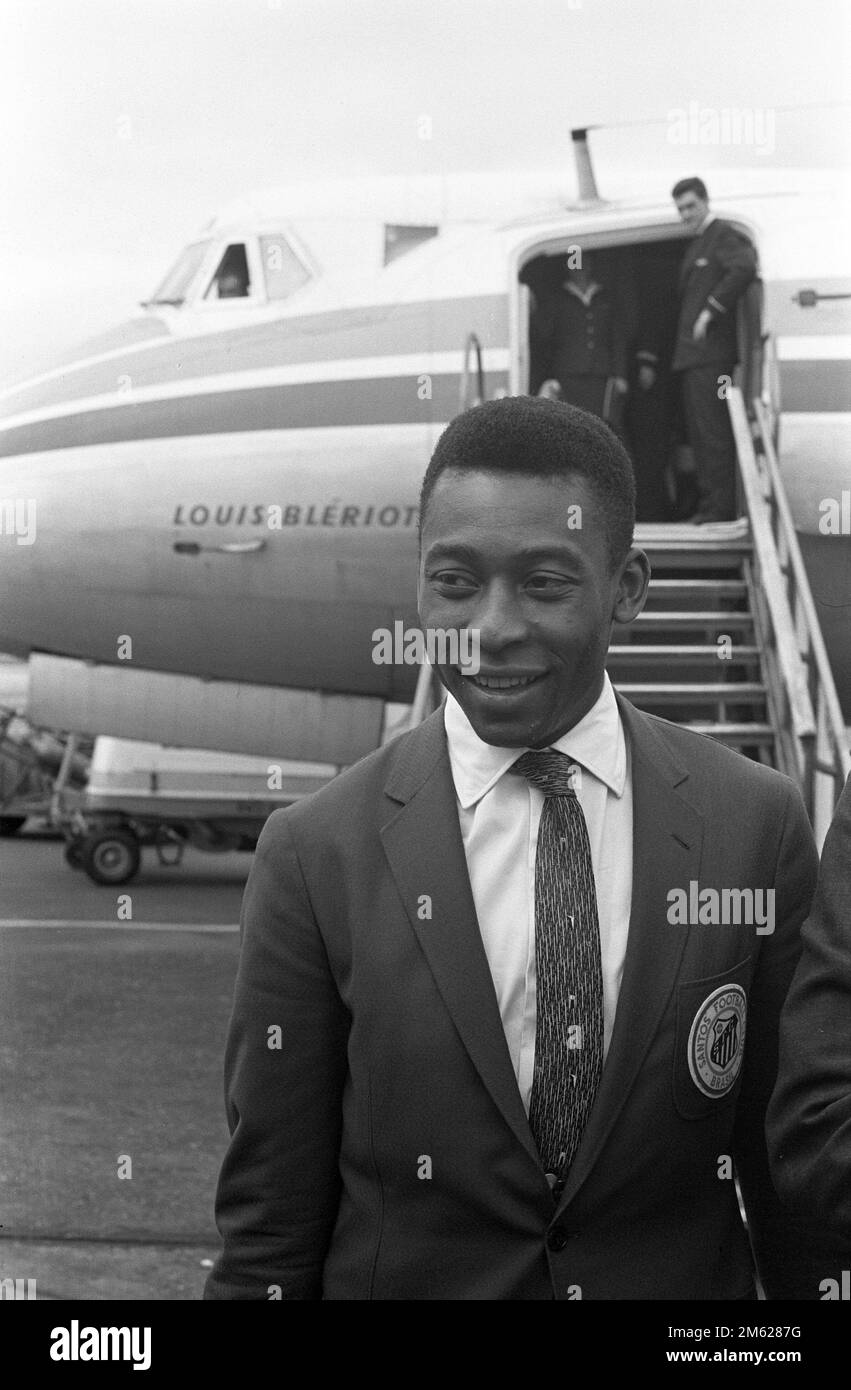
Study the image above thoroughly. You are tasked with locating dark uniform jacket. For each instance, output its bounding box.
[768,774,851,1241]
[672,218,757,372]
[205,695,827,1301]
[535,282,628,385]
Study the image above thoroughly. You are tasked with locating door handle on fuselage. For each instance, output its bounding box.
[173,539,267,555]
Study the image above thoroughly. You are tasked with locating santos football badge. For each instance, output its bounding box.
[687,984,747,1098]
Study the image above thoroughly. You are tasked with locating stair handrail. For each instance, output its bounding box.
[752,398,851,843]
[727,388,818,800]
[460,333,485,413]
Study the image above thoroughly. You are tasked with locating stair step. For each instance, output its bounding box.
[619,682,766,704]
[645,579,749,603]
[682,723,775,744]
[634,611,754,629]
[635,521,750,541]
[608,645,761,662]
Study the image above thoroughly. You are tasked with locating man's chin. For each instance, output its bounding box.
[445,671,554,747]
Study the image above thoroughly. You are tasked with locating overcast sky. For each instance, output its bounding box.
[1,0,848,382]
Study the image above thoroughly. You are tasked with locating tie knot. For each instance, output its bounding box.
[510,749,579,796]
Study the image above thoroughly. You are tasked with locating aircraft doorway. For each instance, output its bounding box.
[516,230,765,523]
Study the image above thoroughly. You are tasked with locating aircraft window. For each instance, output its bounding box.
[383,224,438,266]
[259,235,312,300]
[146,240,211,306]
[205,243,251,300]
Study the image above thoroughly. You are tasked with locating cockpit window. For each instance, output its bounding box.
[383,224,438,266]
[146,240,211,305]
[205,243,251,299]
[260,235,312,300]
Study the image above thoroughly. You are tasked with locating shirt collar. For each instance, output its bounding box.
[695,211,716,236]
[444,673,627,809]
[564,279,601,305]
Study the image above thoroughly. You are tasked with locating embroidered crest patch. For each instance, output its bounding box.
[687,984,747,1098]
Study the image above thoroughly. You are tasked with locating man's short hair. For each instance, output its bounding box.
[419,396,635,570]
[672,176,709,202]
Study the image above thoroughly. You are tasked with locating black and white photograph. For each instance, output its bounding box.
[1,0,850,1354]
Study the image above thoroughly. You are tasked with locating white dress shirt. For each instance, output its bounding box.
[444,674,633,1114]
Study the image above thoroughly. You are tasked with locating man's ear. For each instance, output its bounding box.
[612,548,651,625]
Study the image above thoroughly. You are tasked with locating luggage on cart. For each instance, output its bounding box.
[61,737,339,885]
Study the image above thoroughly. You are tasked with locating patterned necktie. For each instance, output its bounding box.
[511,749,604,1193]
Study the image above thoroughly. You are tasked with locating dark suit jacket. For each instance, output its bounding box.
[768,774,851,1240]
[534,284,628,384]
[206,695,821,1301]
[672,218,757,372]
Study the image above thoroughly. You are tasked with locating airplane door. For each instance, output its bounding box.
[760,325,781,449]
[515,281,531,395]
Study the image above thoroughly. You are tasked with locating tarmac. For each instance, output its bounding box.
[0,825,250,1300]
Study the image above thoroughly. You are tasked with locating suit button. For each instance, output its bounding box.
[547,1224,568,1252]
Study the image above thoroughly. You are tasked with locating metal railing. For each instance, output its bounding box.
[459,333,485,413]
[753,397,851,840]
[728,387,849,845]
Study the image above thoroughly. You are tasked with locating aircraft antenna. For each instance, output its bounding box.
[571,127,604,205]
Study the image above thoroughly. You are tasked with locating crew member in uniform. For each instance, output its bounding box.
[671,176,758,522]
[206,396,827,1301]
[533,253,629,437]
[768,774,851,1244]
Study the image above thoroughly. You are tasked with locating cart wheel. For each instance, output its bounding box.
[63,840,85,870]
[80,828,141,885]
[0,816,26,837]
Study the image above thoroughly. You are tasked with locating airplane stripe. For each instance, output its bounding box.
[0,361,844,458]
[0,373,509,458]
[0,294,509,419]
[778,360,851,413]
[0,350,511,432]
[777,336,851,359]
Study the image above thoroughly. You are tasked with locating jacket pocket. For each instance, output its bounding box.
[673,956,752,1120]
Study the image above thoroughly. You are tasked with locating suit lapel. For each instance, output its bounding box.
[680,219,723,286]
[380,710,542,1170]
[557,696,704,1209]
[679,223,709,286]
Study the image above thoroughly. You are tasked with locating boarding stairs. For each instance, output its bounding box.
[609,389,849,846]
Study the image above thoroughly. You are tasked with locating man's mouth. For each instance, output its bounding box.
[463,671,546,692]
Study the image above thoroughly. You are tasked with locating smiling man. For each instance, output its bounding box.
[207,396,824,1301]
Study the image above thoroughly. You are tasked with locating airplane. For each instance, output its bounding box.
[0,128,849,772]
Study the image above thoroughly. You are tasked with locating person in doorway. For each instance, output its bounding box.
[534,253,629,437]
[671,177,758,522]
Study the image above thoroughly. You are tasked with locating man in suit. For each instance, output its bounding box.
[206,396,821,1301]
[671,176,758,522]
[533,253,629,436]
[768,774,851,1242]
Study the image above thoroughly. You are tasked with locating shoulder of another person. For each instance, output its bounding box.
[712,218,751,247]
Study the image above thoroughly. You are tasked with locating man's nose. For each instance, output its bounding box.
[473,583,528,653]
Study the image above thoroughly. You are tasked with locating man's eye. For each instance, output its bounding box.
[430,571,477,591]
[525,574,571,593]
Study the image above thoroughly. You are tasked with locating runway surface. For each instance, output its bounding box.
[0,826,251,1300]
